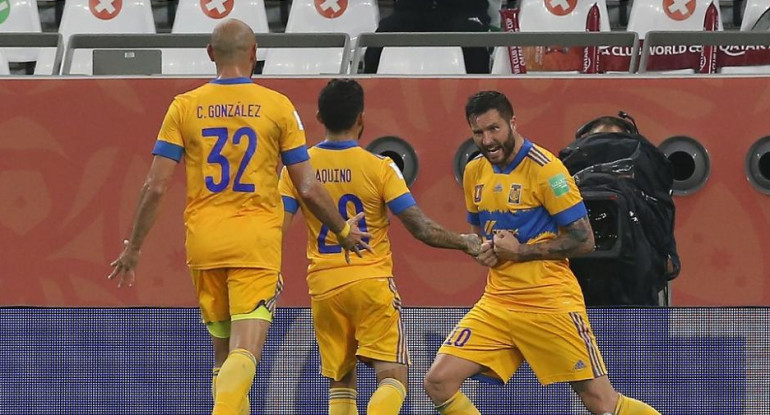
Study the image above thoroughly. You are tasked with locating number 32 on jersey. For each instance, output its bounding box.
[203,126,257,193]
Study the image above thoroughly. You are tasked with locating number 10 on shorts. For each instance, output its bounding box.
[444,327,472,347]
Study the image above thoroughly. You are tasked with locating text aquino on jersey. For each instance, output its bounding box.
[197,103,262,119]
[316,168,352,184]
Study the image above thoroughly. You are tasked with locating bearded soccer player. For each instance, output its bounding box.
[108,19,370,415]
[279,79,481,415]
[423,91,662,415]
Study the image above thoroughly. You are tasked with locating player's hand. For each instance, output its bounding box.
[474,240,499,267]
[339,212,373,264]
[460,233,483,256]
[492,230,521,262]
[108,239,140,288]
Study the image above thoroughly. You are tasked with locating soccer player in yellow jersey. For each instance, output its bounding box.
[107,20,370,415]
[423,91,662,415]
[279,79,482,415]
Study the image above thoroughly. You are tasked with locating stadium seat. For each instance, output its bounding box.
[629,0,723,74]
[519,0,611,31]
[720,0,770,74]
[0,0,42,62]
[628,0,723,39]
[740,0,770,30]
[700,0,770,74]
[376,46,466,75]
[0,51,10,75]
[492,0,611,74]
[262,0,378,75]
[164,0,269,75]
[35,0,155,75]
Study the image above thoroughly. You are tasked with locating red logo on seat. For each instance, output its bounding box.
[314,0,348,19]
[663,0,696,21]
[544,0,577,16]
[89,0,122,20]
[200,0,234,19]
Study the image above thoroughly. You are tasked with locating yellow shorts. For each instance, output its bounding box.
[311,277,409,381]
[438,298,607,385]
[191,268,283,325]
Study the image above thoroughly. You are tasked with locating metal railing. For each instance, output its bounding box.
[0,33,63,73]
[62,32,351,75]
[6,30,770,76]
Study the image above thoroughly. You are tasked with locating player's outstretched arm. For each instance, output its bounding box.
[286,160,372,261]
[492,215,595,262]
[108,156,177,288]
[396,205,481,256]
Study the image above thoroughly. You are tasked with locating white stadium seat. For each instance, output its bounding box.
[263,0,378,75]
[628,0,723,39]
[519,0,611,31]
[630,0,722,74]
[492,0,611,75]
[164,0,269,75]
[0,0,42,62]
[721,0,770,74]
[740,0,770,31]
[35,0,155,75]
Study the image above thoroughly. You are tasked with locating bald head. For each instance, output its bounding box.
[209,19,256,65]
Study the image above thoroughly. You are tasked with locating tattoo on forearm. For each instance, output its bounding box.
[399,206,467,251]
[517,216,594,261]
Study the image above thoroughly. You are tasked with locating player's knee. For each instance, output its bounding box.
[373,362,408,386]
[423,368,450,400]
[578,389,618,414]
[228,318,271,361]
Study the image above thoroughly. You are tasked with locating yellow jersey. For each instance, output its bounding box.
[463,139,588,312]
[152,77,309,270]
[278,140,415,296]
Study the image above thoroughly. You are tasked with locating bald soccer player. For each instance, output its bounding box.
[108,19,371,415]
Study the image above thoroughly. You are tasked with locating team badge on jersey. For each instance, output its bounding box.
[508,183,522,204]
[474,184,484,203]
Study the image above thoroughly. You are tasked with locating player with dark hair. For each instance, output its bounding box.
[423,91,662,415]
[279,78,481,415]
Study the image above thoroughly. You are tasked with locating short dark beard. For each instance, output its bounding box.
[481,129,516,167]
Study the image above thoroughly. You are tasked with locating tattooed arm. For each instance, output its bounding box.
[492,216,595,262]
[397,205,481,255]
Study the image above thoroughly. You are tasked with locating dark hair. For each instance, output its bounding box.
[575,111,639,139]
[318,79,364,133]
[465,91,514,124]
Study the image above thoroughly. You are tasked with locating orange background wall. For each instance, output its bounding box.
[1,77,768,307]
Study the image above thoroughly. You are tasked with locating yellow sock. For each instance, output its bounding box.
[329,387,358,415]
[212,349,257,415]
[212,367,250,415]
[239,394,250,415]
[614,393,661,415]
[367,378,406,415]
[435,390,481,415]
